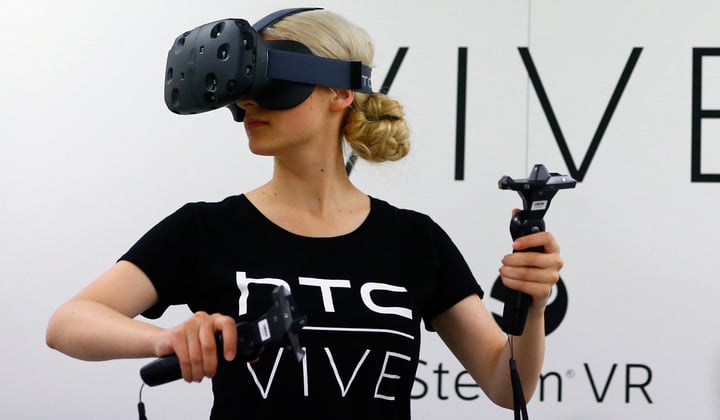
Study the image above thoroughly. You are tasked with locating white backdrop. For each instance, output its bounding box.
[1,0,719,419]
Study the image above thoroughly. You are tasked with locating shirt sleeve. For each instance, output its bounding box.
[421,220,484,330]
[119,203,201,319]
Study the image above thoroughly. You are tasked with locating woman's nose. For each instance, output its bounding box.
[235,98,259,110]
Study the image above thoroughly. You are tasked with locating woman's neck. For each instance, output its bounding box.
[245,151,370,237]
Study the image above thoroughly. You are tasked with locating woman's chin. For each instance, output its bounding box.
[247,144,275,156]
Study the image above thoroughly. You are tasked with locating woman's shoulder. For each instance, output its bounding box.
[169,194,255,223]
[369,196,437,231]
[180,194,249,211]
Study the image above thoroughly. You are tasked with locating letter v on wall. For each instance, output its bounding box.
[519,47,643,182]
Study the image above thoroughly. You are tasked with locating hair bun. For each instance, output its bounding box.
[344,93,410,162]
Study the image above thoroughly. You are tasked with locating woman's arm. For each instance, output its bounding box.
[45,260,239,382]
[46,261,163,360]
[432,230,562,409]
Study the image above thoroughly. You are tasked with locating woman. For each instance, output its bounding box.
[46,8,563,420]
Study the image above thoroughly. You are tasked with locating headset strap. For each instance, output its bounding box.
[254,7,374,94]
[267,49,373,93]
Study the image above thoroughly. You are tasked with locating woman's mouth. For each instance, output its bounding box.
[244,117,268,131]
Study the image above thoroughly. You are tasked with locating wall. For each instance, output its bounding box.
[1,0,718,418]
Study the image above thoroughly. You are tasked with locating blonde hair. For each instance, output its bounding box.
[263,10,410,162]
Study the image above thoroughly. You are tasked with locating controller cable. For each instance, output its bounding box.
[137,383,148,420]
[508,335,529,420]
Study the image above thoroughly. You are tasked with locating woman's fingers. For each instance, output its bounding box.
[163,311,237,382]
[500,231,564,306]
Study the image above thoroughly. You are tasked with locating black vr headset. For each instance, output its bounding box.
[164,7,374,122]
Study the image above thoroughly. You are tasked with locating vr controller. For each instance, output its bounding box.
[163,7,373,122]
[498,164,576,336]
[140,286,307,387]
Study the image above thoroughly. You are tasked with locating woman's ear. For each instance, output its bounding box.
[329,88,354,112]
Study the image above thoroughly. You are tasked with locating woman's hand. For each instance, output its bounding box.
[155,312,238,382]
[499,213,564,310]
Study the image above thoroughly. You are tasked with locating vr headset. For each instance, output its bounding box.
[164,7,374,122]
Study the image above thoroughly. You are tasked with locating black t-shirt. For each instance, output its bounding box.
[121,195,482,419]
